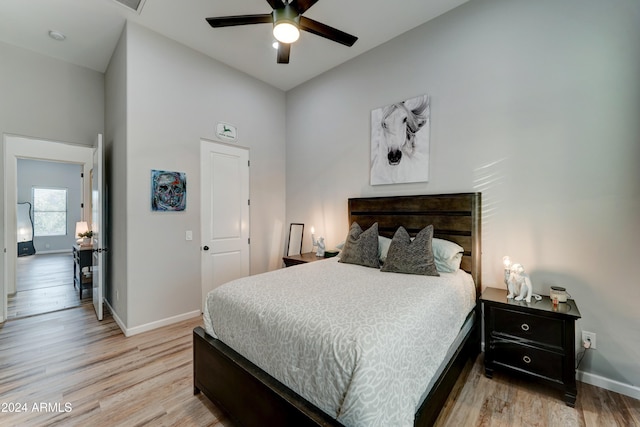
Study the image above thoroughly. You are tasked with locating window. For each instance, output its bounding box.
[33,187,68,237]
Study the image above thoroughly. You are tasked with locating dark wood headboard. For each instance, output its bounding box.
[348,193,481,289]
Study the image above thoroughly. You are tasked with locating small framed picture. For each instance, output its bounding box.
[151,170,186,211]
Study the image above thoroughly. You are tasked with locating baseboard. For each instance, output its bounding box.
[121,309,201,337]
[577,370,640,400]
[105,300,127,335]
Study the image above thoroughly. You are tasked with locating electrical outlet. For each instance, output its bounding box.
[582,331,596,349]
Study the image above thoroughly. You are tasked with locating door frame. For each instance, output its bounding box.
[200,139,250,310]
[2,134,93,322]
[91,134,104,320]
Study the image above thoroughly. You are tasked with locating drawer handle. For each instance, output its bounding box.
[521,323,530,331]
[523,355,532,364]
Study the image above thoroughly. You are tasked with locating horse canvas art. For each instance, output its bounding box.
[370,94,430,185]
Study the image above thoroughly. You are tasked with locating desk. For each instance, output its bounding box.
[73,244,93,299]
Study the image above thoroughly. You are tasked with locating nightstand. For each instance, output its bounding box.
[481,287,582,407]
[282,252,324,267]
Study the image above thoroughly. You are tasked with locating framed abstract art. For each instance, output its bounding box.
[151,169,186,211]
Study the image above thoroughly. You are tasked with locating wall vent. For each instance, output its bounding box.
[112,0,146,13]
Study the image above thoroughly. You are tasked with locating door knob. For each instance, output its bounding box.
[203,246,210,251]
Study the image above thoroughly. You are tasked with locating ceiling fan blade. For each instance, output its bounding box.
[265,0,286,9]
[277,43,291,64]
[289,0,319,14]
[206,14,273,28]
[299,16,358,47]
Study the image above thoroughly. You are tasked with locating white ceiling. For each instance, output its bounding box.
[0,0,468,91]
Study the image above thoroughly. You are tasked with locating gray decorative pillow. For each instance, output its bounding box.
[381,225,439,276]
[338,222,380,268]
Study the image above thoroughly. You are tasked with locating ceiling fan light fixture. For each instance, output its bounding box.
[273,22,299,44]
[205,0,358,64]
[272,4,300,44]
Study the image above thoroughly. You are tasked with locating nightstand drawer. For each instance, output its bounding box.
[492,308,563,348]
[492,341,563,382]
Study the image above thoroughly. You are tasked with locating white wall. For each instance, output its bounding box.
[119,23,286,331]
[0,41,104,321]
[286,0,640,392]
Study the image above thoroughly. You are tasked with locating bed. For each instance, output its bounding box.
[194,193,481,426]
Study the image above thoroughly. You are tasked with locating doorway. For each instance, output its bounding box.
[2,135,93,322]
[8,158,87,319]
[200,140,250,308]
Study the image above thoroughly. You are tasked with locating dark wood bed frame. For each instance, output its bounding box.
[194,193,482,426]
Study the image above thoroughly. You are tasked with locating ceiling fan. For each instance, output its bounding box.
[206,0,358,64]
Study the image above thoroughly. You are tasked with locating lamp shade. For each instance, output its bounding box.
[502,255,512,269]
[75,221,89,237]
[17,227,31,242]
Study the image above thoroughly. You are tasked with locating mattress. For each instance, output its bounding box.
[204,257,476,427]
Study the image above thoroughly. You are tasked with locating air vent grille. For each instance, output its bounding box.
[112,0,145,13]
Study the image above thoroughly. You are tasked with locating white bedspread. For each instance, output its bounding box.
[204,257,475,427]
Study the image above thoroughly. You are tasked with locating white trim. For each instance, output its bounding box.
[120,310,201,337]
[105,300,201,338]
[577,370,640,400]
[105,299,126,335]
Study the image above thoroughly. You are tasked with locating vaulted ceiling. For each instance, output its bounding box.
[0,0,468,91]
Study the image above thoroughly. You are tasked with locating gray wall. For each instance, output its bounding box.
[286,0,640,389]
[17,159,83,253]
[106,23,287,332]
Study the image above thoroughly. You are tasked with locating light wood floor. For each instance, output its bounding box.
[0,306,231,426]
[1,306,638,426]
[436,355,640,427]
[8,253,90,319]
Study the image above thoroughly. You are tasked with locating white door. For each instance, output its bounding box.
[91,134,104,320]
[200,140,250,307]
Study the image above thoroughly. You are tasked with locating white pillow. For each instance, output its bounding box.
[432,238,464,272]
[378,235,392,262]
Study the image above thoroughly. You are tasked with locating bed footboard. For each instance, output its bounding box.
[193,326,343,427]
[194,322,478,427]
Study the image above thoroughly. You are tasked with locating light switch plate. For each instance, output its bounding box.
[186,230,193,241]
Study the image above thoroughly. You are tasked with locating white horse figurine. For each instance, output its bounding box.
[506,263,533,303]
